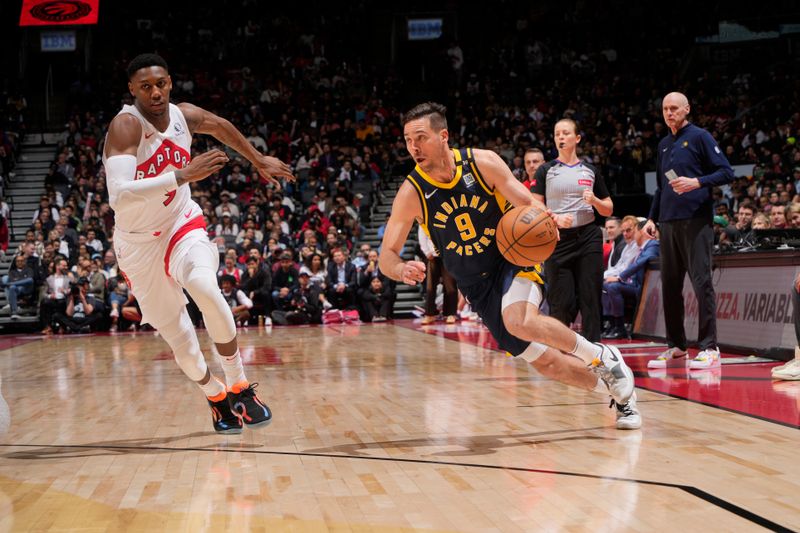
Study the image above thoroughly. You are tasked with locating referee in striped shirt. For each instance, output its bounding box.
[532,118,613,341]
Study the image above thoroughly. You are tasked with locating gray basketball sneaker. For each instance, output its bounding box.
[590,343,635,404]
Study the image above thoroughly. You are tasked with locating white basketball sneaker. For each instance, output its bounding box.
[590,343,635,404]
[772,360,795,374]
[690,347,721,369]
[612,392,641,430]
[772,359,800,381]
[772,347,800,378]
[647,347,688,368]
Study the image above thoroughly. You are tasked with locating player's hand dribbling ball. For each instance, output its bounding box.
[496,206,558,266]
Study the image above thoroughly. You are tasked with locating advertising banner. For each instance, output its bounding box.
[635,266,799,351]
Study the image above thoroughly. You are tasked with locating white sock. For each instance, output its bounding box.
[217,348,247,388]
[569,334,603,364]
[199,375,226,399]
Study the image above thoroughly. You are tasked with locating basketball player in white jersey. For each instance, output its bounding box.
[103,53,293,434]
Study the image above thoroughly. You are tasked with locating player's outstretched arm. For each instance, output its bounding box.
[178,102,294,189]
[104,114,225,209]
[474,149,547,211]
[475,149,559,236]
[378,182,426,286]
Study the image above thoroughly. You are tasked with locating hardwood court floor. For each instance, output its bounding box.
[0,321,798,532]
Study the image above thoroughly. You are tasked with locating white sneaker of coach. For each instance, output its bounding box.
[690,347,721,369]
[647,347,689,369]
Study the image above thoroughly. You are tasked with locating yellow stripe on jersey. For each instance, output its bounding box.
[494,190,512,214]
[419,220,432,239]
[406,175,429,226]
[466,147,494,196]
[413,148,464,190]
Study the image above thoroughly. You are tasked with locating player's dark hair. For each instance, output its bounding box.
[127,53,169,79]
[403,102,448,131]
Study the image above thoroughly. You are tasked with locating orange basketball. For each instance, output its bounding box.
[496,206,558,266]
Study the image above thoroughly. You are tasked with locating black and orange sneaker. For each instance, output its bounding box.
[228,382,272,429]
[207,392,243,434]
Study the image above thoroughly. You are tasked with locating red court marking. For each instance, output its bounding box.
[396,319,800,428]
[0,336,40,351]
[625,355,799,428]
[240,346,283,365]
[153,346,283,366]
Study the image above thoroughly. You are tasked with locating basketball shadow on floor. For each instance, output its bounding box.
[1,431,265,460]
[302,425,613,458]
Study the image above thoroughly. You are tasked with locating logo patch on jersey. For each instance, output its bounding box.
[136,139,191,180]
[174,121,184,135]
[462,172,475,188]
[578,179,592,187]
[682,141,689,148]
[714,145,721,154]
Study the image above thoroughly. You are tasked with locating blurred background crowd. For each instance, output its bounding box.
[1,0,798,332]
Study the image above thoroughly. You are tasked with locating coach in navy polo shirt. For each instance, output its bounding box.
[643,92,733,370]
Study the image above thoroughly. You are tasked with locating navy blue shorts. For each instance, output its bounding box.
[459,261,543,357]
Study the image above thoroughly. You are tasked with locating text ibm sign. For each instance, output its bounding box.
[408,19,442,41]
[41,31,76,52]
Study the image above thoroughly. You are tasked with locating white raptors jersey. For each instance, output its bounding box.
[104,103,201,234]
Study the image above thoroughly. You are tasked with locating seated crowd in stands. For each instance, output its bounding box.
[4,170,398,331]
[2,1,799,332]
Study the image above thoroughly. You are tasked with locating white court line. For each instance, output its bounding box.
[722,356,773,364]
[614,342,667,349]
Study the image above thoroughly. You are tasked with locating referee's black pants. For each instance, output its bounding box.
[544,224,603,342]
[660,217,717,350]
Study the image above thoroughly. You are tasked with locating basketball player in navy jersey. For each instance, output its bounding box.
[379,102,641,429]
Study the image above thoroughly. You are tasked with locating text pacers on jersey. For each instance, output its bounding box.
[431,193,496,257]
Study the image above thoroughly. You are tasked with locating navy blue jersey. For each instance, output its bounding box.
[407,147,544,357]
[405,148,511,285]
[648,123,734,223]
